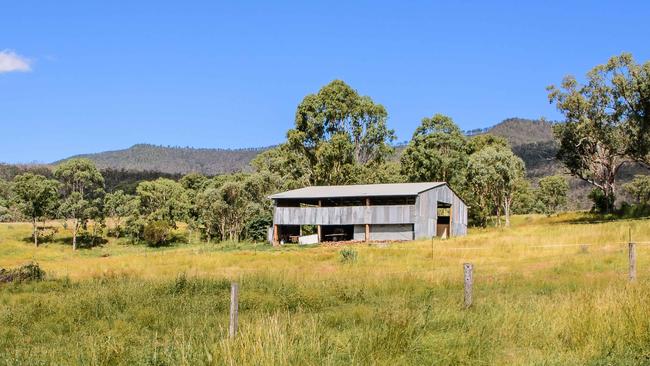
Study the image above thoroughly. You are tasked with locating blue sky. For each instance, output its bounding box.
[1,1,649,163]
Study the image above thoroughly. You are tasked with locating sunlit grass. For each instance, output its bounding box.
[1,212,650,365]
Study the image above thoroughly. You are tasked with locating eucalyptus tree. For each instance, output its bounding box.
[196,187,227,243]
[400,114,468,189]
[11,173,60,246]
[104,190,139,237]
[136,178,189,228]
[251,144,311,190]
[623,175,650,204]
[467,146,525,227]
[180,173,208,243]
[0,178,12,222]
[54,159,105,250]
[537,175,569,215]
[288,80,396,185]
[547,53,650,212]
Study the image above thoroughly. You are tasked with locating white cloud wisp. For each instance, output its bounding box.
[0,50,32,73]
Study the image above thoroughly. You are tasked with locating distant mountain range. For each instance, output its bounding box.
[54,118,557,176]
[55,144,273,175]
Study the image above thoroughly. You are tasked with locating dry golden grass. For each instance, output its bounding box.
[1,212,650,365]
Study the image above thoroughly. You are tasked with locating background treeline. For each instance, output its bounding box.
[1,53,649,247]
[56,144,271,175]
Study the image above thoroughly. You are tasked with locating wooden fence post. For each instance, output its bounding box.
[229,282,239,338]
[629,242,636,282]
[463,263,473,308]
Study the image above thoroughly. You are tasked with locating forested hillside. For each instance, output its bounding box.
[3,117,643,211]
[45,119,556,177]
[56,144,272,175]
[483,118,559,178]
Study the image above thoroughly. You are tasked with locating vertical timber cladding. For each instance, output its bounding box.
[414,184,468,239]
[270,182,468,243]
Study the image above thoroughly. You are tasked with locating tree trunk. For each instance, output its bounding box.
[33,217,38,247]
[115,218,121,238]
[72,219,78,251]
[504,197,511,227]
[495,206,501,227]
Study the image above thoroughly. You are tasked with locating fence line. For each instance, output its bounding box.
[222,241,643,334]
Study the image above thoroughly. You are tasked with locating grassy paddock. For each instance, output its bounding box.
[1,213,650,365]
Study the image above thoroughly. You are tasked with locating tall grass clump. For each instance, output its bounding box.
[339,247,358,263]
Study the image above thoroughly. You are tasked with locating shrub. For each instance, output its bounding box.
[244,213,272,242]
[0,262,45,283]
[143,220,171,247]
[339,247,358,263]
[588,189,615,214]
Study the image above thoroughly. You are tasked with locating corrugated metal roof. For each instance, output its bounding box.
[268,182,445,199]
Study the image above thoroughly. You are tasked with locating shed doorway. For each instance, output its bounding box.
[436,202,452,238]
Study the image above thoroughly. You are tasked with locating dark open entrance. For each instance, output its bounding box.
[436,202,451,238]
[277,225,300,244]
[320,225,354,242]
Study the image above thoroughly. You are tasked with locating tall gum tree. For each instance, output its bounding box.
[288,80,396,185]
[400,114,468,189]
[548,53,650,212]
[11,173,60,246]
[54,159,105,250]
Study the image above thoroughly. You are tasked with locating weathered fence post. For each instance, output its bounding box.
[629,243,636,282]
[229,282,239,338]
[463,263,473,308]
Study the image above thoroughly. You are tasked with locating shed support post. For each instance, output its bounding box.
[273,224,279,246]
[317,200,322,243]
[365,198,370,242]
[449,206,453,237]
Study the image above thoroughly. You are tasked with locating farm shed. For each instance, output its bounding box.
[268,182,467,244]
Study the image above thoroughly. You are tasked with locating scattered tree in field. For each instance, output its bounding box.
[548,53,650,213]
[623,175,650,204]
[136,178,189,227]
[54,159,105,250]
[11,173,59,246]
[400,114,468,189]
[196,187,227,243]
[537,175,569,215]
[511,179,544,215]
[180,173,208,243]
[104,190,139,237]
[216,181,255,242]
[467,146,525,227]
[288,80,396,185]
[143,220,171,247]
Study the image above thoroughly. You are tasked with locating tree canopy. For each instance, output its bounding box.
[548,53,650,212]
[11,173,60,246]
[400,114,468,188]
[287,80,396,185]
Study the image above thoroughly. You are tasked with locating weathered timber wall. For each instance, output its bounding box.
[273,205,414,226]
[414,185,468,238]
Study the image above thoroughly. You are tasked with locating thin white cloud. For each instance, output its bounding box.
[0,50,32,73]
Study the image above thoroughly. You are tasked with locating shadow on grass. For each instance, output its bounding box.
[20,225,60,244]
[555,212,650,225]
[52,234,108,249]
